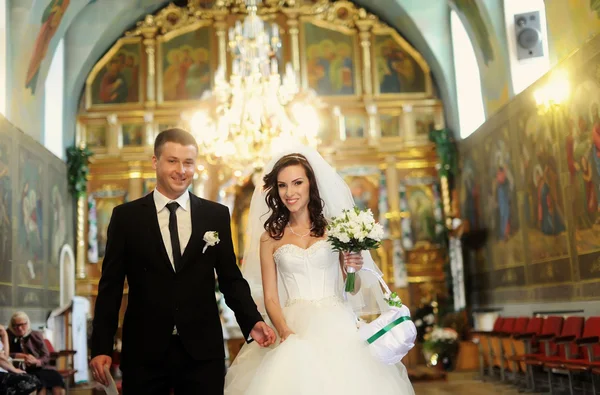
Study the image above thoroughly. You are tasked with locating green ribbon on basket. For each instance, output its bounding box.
[366,316,412,344]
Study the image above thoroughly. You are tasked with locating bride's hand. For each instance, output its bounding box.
[279,328,295,343]
[343,252,363,272]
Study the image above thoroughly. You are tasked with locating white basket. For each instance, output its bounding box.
[356,268,417,365]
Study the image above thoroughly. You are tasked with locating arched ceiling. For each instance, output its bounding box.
[9,0,507,147]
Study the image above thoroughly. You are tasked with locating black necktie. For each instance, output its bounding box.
[166,202,182,272]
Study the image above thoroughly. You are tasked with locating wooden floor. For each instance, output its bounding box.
[413,372,520,394]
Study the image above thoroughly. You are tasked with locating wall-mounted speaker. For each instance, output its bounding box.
[514,11,544,60]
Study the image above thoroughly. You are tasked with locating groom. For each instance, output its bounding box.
[90,128,275,394]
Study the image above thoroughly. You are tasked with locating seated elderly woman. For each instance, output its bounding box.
[0,323,41,395]
[7,312,65,395]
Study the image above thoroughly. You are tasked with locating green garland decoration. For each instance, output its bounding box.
[428,129,458,178]
[66,146,94,198]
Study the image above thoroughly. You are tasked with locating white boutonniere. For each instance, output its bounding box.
[202,231,220,253]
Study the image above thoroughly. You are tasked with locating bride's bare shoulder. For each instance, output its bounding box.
[260,231,278,255]
[260,231,275,245]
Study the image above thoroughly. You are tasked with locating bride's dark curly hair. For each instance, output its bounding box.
[262,153,327,240]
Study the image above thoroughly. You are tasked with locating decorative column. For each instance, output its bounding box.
[366,103,378,145]
[215,14,228,75]
[284,11,301,76]
[75,195,87,279]
[128,161,144,201]
[68,141,93,280]
[384,156,400,238]
[202,163,221,202]
[402,105,416,142]
[141,17,158,107]
[429,128,462,310]
[333,106,346,141]
[429,129,457,226]
[356,19,374,96]
[385,156,410,302]
[193,167,208,198]
[106,113,119,155]
[144,111,155,146]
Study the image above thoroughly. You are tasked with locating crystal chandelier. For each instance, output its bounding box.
[190,0,320,172]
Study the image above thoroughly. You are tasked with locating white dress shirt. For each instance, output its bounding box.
[154,189,192,335]
[153,188,192,271]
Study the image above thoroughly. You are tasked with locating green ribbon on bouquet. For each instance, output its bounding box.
[367,316,412,344]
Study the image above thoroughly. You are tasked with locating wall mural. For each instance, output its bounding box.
[303,22,357,96]
[483,128,522,268]
[160,27,213,102]
[517,111,568,262]
[26,0,71,93]
[339,167,380,219]
[566,78,600,254]
[0,133,12,286]
[459,33,600,304]
[0,114,73,319]
[93,189,128,258]
[374,34,426,94]
[90,41,142,106]
[18,149,44,266]
[545,0,600,63]
[48,166,70,266]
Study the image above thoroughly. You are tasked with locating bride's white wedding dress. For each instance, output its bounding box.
[224,239,415,395]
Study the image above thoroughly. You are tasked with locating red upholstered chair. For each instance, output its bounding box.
[561,317,600,395]
[535,316,584,394]
[472,316,504,378]
[490,317,516,381]
[498,317,529,380]
[509,317,544,373]
[517,316,563,391]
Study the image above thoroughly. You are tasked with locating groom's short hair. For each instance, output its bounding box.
[154,128,198,158]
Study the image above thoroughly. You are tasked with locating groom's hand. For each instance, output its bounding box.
[250,321,276,347]
[90,355,112,386]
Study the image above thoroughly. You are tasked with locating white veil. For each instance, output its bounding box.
[241,141,389,317]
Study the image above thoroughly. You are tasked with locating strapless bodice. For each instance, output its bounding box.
[273,240,342,302]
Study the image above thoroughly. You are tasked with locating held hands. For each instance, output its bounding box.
[250,321,276,347]
[279,328,295,343]
[343,252,364,273]
[90,355,113,387]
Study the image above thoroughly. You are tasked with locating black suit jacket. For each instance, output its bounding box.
[90,192,262,371]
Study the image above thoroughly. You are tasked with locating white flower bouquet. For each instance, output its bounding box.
[423,326,459,357]
[327,207,384,292]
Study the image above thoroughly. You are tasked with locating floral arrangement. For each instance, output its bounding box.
[384,292,403,308]
[413,303,436,342]
[327,207,384,292]
[423,326,459,356]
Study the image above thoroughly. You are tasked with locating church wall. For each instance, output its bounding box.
[545,0,600,65]
[354,0,459,135]
[6,0,89,146]
[450,0,512,117]
[0,113,74,326]
[459,33,600,315]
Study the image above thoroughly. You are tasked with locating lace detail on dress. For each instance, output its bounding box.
[273,239,330,263]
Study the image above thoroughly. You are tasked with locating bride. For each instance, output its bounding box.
[224,143,415,394]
